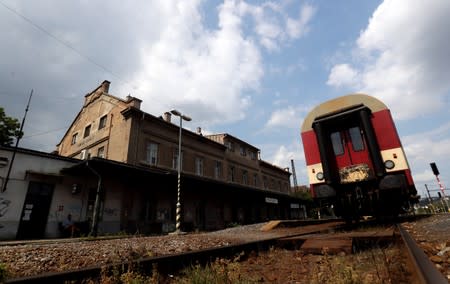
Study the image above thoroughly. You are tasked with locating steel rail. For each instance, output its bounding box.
[5,221,344,283]
[5,238,278,283]
[396,224,448,284]
[5,219,362,283]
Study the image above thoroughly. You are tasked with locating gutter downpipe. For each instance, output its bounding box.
[86,160,102,237]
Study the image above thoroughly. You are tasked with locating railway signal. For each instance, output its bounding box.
[430,162,440,176]
[429,162,449,212]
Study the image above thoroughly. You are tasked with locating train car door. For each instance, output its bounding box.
[330,126,374,182]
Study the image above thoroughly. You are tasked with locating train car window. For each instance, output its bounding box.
[331,132,344,156]
[349,127,364,151]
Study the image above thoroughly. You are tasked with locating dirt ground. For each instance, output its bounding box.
[173,214,450,283]
[1,215,448,283]
[235,214,450,283]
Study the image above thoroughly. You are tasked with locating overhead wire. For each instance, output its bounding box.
[0,1,124,85]
[0,0,177,150]
[0,0,172,111]
[21,126,68,139]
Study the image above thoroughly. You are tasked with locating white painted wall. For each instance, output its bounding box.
[0,148,78,240]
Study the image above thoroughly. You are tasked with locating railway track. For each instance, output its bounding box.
[397,224,448,284]
[3,220,343,283]
[3,218,447,283]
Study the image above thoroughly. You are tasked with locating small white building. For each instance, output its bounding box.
[0,146,80,240]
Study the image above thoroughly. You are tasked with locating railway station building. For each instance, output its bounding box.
[55,80,301,234]
[0,81,303,240]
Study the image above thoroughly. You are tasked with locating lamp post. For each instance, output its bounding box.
[171,109,191,234]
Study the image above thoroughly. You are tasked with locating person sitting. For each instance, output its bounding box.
[62,214,78,237]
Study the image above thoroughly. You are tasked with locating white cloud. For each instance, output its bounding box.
[265,105,306,130]
[286,4,315,39]
[271,145,294,168]
[247,2,316,51]
[402,122,450,185]
[124,0,315,127]
[122,0,263,127]
[327,64,359,88]
[327,0,450,120]
[261,140,308,185]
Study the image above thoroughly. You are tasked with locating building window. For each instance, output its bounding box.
[195,157,204,176]
[250,151,257,160]
[214,161,222,179]
[263,176,268,189]
[240,146,246,156]
[98,115,107,130]
[242,170,248,185]
[97,146,105,158]
[71,133,78,145]
[84,125,91,138]
[172,149,183,170]
[146,142,158,165]
[253,173,258,186]
[228,166,235,182]
[225,141,235,152]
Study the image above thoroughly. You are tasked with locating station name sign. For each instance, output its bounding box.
[265,197,278,204]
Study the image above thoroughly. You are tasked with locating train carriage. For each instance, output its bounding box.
[301,94,418,220]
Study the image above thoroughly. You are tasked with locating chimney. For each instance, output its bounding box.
[163,112,172,123]
[101,80,110,93]
[197,127,202,136]
[126,95,142,109]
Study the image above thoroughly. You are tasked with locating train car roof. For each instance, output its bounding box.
[301,93,388,132]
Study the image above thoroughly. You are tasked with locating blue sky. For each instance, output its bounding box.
[1,0,449,199]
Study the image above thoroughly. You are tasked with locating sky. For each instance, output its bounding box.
[1,0,450,199]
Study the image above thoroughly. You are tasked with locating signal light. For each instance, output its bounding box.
[430,162,440,176]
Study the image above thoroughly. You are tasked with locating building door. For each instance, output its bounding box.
[16,181,54,239]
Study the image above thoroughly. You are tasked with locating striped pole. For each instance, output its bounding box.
[175,171,181,232]
[435,175,449,212]
[170,110,191,234]
[175,115,183,233]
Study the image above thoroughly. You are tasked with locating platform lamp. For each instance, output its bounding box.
[171,109,191,234]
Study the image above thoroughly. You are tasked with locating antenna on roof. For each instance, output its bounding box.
[1,89,33,193]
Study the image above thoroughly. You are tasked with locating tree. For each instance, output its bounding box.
[0,107,22,146]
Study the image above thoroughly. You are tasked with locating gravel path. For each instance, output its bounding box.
[1,222,289,278]
[1,215,449,281]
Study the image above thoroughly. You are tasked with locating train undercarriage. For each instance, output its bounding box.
[314,174,418,222]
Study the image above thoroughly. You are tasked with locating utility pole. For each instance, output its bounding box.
[2,90,33,193]
[424,184,435,213]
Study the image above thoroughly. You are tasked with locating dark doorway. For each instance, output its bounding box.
[16,182,54,239]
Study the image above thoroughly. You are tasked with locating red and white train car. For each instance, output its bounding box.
[301,94,418,219]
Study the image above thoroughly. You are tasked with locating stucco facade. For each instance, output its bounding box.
[0,147,80,240]
[56,81,291,194]
[0,81,301,240]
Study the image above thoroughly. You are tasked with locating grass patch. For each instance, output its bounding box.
[174,252,256,284]
[0,262,9,282]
